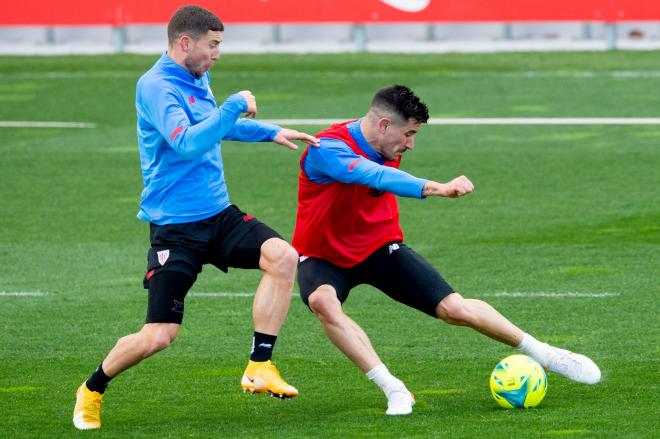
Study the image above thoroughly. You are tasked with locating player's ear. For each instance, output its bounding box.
[377,117,390,134]
[179,35,192,52]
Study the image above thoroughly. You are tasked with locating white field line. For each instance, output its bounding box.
[5,70,660,80]
[0,121,95,128]
[0,291,49,297]
[189,292,256,297]
[189,291,619,298]
[0,291,618,299]
[4,118,660,129]
[262,118,660,126]
[483,292,620,298]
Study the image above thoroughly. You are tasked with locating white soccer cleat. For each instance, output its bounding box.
[385,387,415,415]
[547,347,601,384]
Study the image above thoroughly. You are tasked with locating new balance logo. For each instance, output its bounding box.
[367,188,386,197]
[388,243,400,254]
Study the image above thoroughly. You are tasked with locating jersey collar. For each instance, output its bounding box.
[347,119,386,164]
[160,52,204,84]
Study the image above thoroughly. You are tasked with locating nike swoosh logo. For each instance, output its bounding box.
[246,376,255,383]
[378,0,431,13]
[348,157,363,172]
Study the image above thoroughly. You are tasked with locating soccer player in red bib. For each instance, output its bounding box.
[293,85,601,415]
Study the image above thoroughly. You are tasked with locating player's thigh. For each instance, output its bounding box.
[297,257,355,309]
[360,243,454,317]
[145,267,196,325]
[225,222,283,269]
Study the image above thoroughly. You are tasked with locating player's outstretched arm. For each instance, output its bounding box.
[422,175,474,198]
[273,128,320,151]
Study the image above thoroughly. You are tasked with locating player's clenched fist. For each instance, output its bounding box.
[238,90,257,117]
[422,175,474,198]
[445,175,474,197]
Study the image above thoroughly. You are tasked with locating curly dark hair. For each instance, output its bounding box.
[167,5,224,45]
[371,85,429,124]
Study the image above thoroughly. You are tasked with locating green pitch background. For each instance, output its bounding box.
[0,52,658,438]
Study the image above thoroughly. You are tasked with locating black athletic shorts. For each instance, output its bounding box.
[297,241,454,317]
[143,204,281,324]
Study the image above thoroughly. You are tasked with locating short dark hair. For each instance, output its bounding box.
[371,85,429,124]
[167,5,224,45]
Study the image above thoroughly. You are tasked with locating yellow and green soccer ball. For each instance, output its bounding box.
[490,355,547,408]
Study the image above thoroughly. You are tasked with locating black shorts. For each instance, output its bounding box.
[143,205,281,324]
[297,242,454,317]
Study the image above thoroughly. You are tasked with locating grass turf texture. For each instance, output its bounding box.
[0,52,658,438]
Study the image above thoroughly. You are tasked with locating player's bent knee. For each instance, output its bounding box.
[308,288,342,322]
[436,292,473,326]
[260,238,298,278]
[140,324,179,357]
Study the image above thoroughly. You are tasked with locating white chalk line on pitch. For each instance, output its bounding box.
[188,291,619,298]
[0,121,95,128]
[0,291,49,297]
[483,292,620,298]
[7,118,660,130]
[5,70,660,80]
[190,292,256,297]
[0,291,618,299]
[261,118,660,126]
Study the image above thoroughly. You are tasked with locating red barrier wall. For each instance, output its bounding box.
[3,1,660,26]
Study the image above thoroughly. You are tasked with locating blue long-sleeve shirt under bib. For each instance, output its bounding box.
[303,120,427,198]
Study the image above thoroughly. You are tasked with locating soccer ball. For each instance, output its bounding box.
[489,355,547,409]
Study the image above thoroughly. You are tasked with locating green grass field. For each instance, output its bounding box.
[1,51,658,438]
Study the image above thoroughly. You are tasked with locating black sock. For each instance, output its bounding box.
[86,363,112,394]
[250,332,277,362]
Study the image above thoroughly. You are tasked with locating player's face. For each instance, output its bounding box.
[377,118,420,161]
[184,30,223,77]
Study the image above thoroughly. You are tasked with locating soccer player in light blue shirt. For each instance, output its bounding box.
[73,6,319,430]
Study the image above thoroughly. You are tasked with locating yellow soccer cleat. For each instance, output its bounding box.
[241,360,299,399]
[73,382,103,430]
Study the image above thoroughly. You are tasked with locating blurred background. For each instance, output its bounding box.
[2,0,660,54]
[2,2,659,438]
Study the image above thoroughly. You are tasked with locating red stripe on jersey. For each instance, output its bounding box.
[348,157,362,172]
[146,269,155,281]
[170,125,184,141]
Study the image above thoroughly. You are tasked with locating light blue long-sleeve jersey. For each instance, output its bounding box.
[136,53,281,225]
[303,120,427,198]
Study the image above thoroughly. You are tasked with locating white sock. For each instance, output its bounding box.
[366,363,405,394]
[517,333,557,368]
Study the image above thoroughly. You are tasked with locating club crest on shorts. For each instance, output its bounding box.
[388,243,400,254]
[157,249,170,265]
